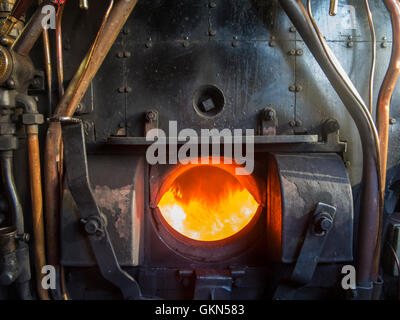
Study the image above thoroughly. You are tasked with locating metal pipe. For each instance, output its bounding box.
[44,0,137,272]
[0,150,23,234]
[278,0,381,288]
[15,93,49,300]
[375,0,400,281]
[378,0,400,193]
[329,0,338,16]
[364,0,376,115]
[56,2,64,98]
[39,0,52,115]
[27,126,49,300]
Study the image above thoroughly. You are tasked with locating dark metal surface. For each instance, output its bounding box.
[61,121,143,300]
[267,153,353,263]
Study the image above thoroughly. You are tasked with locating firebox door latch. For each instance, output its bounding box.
[273,202,337,300]
[59,118,148,300]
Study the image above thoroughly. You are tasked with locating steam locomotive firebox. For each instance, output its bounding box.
[1,0,400,302]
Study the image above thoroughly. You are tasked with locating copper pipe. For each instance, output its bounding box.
[26,125,50,300]
[378,0,400,190]
[44,0,137,274]
[374,0,400,280]
[56,3,64,98]
[329,0,338,16]
[364,0,376,115]
[39,0,52,115]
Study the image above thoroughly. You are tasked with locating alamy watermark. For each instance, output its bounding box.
[41,1,66,30]
[145,121,255,175]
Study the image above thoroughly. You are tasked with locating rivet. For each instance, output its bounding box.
[390,118,396,125]
[289,26,296,33]
[296,49,303,56]
[289,85,296,92]
[347,41,354,48]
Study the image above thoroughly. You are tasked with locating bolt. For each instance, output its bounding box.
[314,213,333,235]
[209,1,216,8]
[381,42,388,48]
[85,220,99,235]
[347,41,354,48]
[289,26,296,33]
[348,36,353,40]
[325,119,340,132]
[295,120,302,127]
[124,51,131,58]
[289,120,296,127]
[32,78,41,89]
[146,111,158,121]
[289,85,296,92]
[383,36,387,41]
[6,79,15,89]
[232,40,239,47]
[295,84,303,92]
[117,51,124,58]
[390,118,397,125]
[345,161,351,168]
[183,40,190,48]
[269,40,276,47]
[126,87,132,93]
[296,49,303,56]
[15,233,30,243]
[118,87,125,93]
[209,29,217,36]
[289,49,296,56]
[145,41,152,48]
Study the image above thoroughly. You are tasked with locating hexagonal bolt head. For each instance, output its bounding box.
[22,113,44,125]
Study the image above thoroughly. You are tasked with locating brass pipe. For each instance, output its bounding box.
[377,0,400,190]
[39,0,52,115]
[26,125,50,300]
[375,0,400,278]
[44,0,138,275]
[56,2,64,98]
[329,0,338,16]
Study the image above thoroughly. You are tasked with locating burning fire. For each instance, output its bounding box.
[158,165,259,241]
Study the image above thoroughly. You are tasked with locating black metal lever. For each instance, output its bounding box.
[61,119,143,300]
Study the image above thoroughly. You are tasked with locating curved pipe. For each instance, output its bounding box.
[0,150,24,234]
[378,0,400,193]
[44,0,137,272]
[364,0,376,114]
[374,0,400,281]
[278,0,381,287]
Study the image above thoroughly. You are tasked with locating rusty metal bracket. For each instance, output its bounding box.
[61,120,145,300]
[273,202,336,300]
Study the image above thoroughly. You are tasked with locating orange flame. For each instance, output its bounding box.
[158,165,259,241]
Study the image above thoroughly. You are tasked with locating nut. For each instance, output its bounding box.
[22,113,44,125]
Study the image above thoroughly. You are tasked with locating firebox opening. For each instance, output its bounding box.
[157,165,260,242]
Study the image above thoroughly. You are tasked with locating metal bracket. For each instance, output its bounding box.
[273,202,336,299]
[61,120,144,300]
[258,107,278,136]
